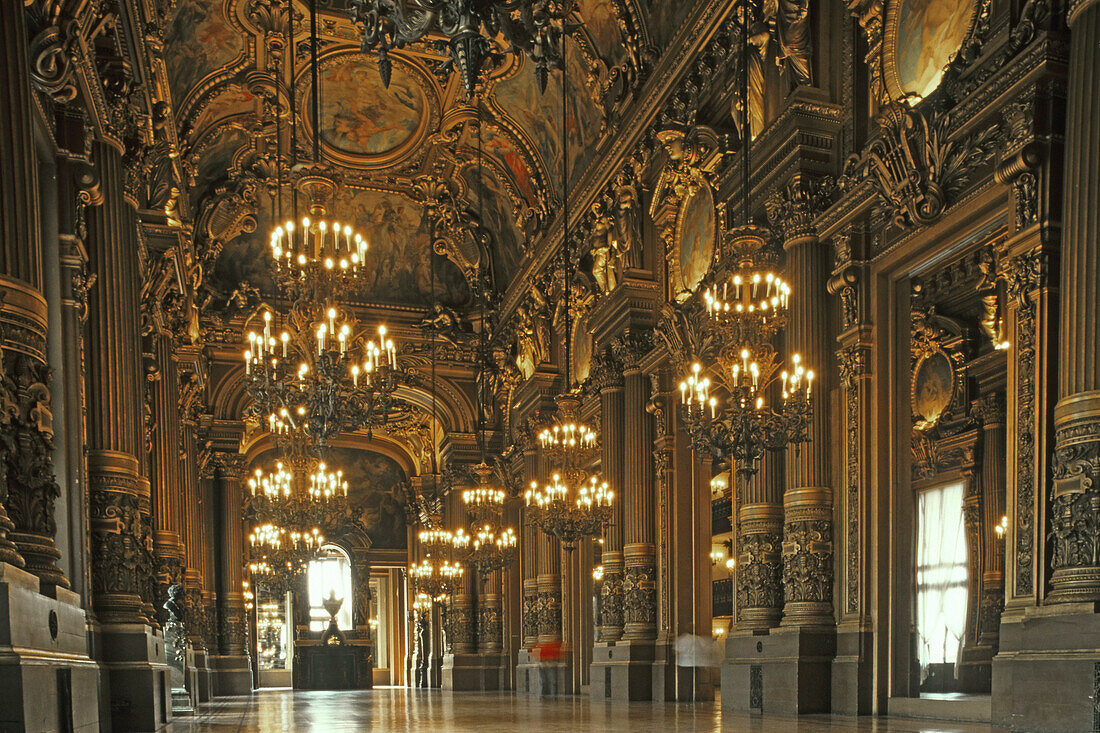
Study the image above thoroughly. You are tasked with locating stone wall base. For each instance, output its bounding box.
[993,606,1100,732]
[0,563,101,732]
[831,626,873,715]
[721,626,836,714]
[589,640,656,700]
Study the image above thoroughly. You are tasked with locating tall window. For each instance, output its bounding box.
[307,545,353,633]
[915,481,968,679]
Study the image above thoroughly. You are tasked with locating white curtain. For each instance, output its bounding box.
[915,481,968,680]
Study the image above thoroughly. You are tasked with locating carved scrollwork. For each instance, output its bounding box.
[844,104,998,229]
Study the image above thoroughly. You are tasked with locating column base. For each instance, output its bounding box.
[190,648,214,702]
[721,625,836,714]
[94,620,173,731]
[441,652,508,690]
[210,654,253,696]
[650,639,716,701]
[589,640,656,700]
[992,605,1100,732]
[515,649,571,696]
[831,623,873,715]
[0,562,101,732]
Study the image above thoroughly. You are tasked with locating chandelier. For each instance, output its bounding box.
[409,558,465,601]
[525,470,613,549]
[676,5,814,478]
[459,463,518,574]
[248,521,325,579]
[244,0,400,452]
[349,0,569,97]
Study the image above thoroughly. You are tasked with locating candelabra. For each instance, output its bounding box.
[678,226,815,478]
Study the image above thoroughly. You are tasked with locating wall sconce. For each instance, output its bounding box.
[994,515,1009,539]
[592,565,604,582]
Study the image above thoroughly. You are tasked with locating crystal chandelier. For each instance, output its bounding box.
[525,470,613,549]
[465,524,517,574]
[248,521,325,579]
[459,463,517,574]
[409,558,465,601]
[676,6,814,479]
[349,0,569,97]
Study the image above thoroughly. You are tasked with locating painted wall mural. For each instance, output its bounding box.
[327,447,408,551]
[642,0,692,51]
[494,44,601,195]
[188,85,255,137]
[316,54,425,157]
[462,166,525,289]
[576,0,626,67]
[164,0,243,103]
[890,0,978,100]
[677,185,716,295]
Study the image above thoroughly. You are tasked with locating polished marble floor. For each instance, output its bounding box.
[167,687,1000,732]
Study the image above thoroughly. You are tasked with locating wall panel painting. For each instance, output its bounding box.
[164,0,243,103]
[327,447,408,551]
[677,185,716,296]
[886,0,979,100]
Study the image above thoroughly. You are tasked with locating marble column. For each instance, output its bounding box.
[537,533,563,643]
[593,350,624,641]
[478,571,504,654]
[622,350,657,640]
[1048,0,1100,603]
[0,0,69,587]
[780,222,834,628]
[150,333,185,619]
[86,140,153,625]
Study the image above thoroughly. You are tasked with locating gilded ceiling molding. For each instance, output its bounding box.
[499,0,738,322]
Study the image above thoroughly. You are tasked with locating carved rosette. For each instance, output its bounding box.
[598,554,624,641]
[1048,394,1100,602]
[780,488,834,627]
[735,504,783,630]
[621,544,657,639]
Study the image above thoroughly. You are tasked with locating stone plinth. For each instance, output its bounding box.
[589,639,656,700]
[721,625,835,714]
[442,652,509,691]
[0,563,100,732]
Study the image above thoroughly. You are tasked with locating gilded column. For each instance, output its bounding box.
[617,333,657,640]
[736,452,784,630]
[150,333,184,618]
[592,348,624,641]
[978,394,1006,645]
[217,457,248,657]
[521,434,540,647]
[478,570,504,654]
[0,0,70,586]
[771,176,835,628]
[86,140,153,624]
[1048,0,1100,603]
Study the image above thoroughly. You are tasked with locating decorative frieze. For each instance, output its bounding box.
[780,488,834,627]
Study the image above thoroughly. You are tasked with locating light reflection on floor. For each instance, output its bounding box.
[166,687,999,732]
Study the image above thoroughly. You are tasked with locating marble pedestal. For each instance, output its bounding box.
[0,563,100,732]
[515,649,571,696]
[589,640,655,700]
[721,626,836,714]
[190,648,214,702]
[211,654,253,695]
[93,619,172,730]
[442,652,508,691]
[650,640,716,702]
[993,605,1100,732]
[830,625,873,715]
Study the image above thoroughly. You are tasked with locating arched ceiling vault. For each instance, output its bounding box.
[161,0,660,317]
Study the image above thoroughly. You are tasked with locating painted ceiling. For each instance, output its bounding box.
[163,0,692,310]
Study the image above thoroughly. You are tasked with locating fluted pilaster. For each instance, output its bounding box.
[150,334,184,619]
[217,459,247,656]
[86,141,153,625]
[1048,0,1100,603]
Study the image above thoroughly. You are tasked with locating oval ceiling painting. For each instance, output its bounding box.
[313,54,426,159]
[887,0,979,101]
[677,184,716,296]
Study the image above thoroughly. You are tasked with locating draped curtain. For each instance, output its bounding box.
[915,481,968,679]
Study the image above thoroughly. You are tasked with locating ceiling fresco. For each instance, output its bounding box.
[163,0,666,314]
